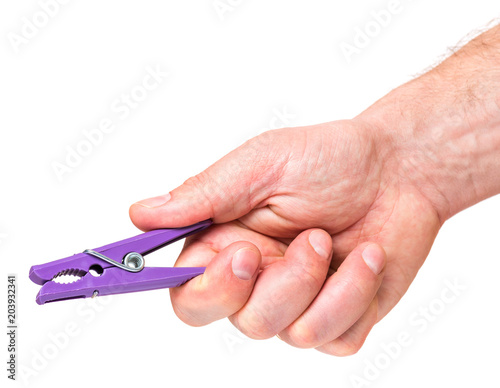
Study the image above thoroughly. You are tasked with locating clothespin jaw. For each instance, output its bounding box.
[30,220,212,304]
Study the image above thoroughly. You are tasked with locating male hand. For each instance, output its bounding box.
[129,118,441,355]
[130,23,500,355]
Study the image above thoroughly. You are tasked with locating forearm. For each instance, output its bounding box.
[359,23,500,222]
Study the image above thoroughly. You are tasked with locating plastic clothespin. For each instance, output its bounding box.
[29,220,212,305]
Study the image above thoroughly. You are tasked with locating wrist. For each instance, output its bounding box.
[358,68,500,222]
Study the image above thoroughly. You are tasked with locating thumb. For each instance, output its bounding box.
[129,137,283,230]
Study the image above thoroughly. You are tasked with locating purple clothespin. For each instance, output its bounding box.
[29,220,212,305]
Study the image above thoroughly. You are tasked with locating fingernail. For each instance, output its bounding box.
[135,193,171,208]
[309,230,331,259]
[362,244,386,275]
[232,248,260,281]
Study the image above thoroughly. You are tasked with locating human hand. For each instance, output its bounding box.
[129,118,442,355]
[129,23,500,356]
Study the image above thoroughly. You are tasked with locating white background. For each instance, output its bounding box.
[1,1,499,387]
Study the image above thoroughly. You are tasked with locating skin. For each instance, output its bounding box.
[129,24,500,355]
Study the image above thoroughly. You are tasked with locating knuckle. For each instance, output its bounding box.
[337,273,368,302]
[327,336,364,357]
[283,321,320,349]
[171,300,206,328]
[234,306,278,340]
[213,287,246,313]
[170,288,217,328]
[245,135,287,187]
[184,173,212,198]
[183,172,218,215]
[290,261,326,294]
